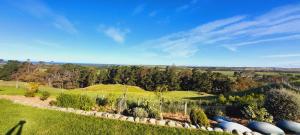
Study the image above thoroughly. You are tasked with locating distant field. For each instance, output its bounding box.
[212,70,300,77]
[0,81,214,102]
[0,99,224,135]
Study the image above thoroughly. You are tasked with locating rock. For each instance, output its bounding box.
[134,117,140,122]
[219,121,252,133]
[127,117,134,122]
[107,113,113,118]
[166,120,176,127]
[207,127,213,131]
[200,126,207,130]
[251,131,262,135]
[113,114,121,119]
[190,125,197,129]
[157,120,166,126]
[75,110,83,114]
[276,120,300,134]
[243,131,252,135]
[214,127,223,132]
[140,118,148,123]
[248,121,285,135]
[183,123,190,128]
[148,118,156,125]
[120,116,127,121]
[95,112,103,117]
[101,113,108,117]
[232,129,243,135]
[176,122,183,128]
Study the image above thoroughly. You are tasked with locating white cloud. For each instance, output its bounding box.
[176,0,199,12]
[138,3,300,57]
[10,0,78,34]
[98,25,130,43]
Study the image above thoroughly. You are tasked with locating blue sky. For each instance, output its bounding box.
[0,0,300,67]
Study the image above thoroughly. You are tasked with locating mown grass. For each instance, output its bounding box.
[0,99,227,135]
[0,81,213,102]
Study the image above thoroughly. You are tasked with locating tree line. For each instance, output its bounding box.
[1,60,285,94]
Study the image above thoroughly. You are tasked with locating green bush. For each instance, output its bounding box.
[132,107,148,118]
[56,94,94,111]
[190,108,210,127]
[40,91,50,101]
[241,104,273,123]
[205,106,224,118]
[96,97,108,106]
[25,90,35,97]
[49,100,57,106]
[218,94,227,104]
[264,89,300,121]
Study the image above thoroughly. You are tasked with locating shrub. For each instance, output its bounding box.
[25,82,40,97]
[96,97,109,106]
[147,107,161,119]
[218,94,227,104]
[56,94,94,111]
[49,100,57,106]
[241,104,273,123]
[264,89,300,121]
[205,106,224,118]
[40,91,50,101]
[132,107,148,118]
[190,108,210,127]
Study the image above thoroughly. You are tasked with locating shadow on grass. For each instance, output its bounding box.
[5,120,26,135]
[183,95,216,100]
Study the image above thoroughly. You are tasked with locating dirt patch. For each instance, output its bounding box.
[0,95,54,108]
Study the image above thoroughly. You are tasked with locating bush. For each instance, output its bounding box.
[264,89,300,121]
[190,108,210,127]
[56,94,94,111]
[218,94,227,104]
[241,104,273,123]
[96,97,109,106]
[40,91,50,101]
[49,100,57,106]
[205,106,224,118]
[132,107,148,118]
[25,82,40,97]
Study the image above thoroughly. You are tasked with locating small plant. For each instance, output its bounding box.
[49,100,57,106]
[132,107,148,118]
[190,108,210,127]
[25,90,35,97]
[205,106,224,118]
[40,91,50,101]
[96,97,109,106]
[241,104,273,123]
[218,94,227,104]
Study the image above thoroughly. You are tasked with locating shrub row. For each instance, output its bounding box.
[56,93,94,111]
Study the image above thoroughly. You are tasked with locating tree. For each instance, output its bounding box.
[165,66,180,90]
[0,60,21,80]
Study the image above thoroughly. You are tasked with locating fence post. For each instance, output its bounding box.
[184,101,187,115]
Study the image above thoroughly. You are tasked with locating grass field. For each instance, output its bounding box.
[0,99,227,135]
[0,81,214,102]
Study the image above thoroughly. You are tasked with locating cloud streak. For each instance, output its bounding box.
[11,0,78,34]
[139,3,300,57]
[98,25,130,43]
[263,53,300,58]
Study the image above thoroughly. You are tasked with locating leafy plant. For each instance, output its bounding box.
[24,82,40,97]
[218,94,227,104]
[40,91,50,101]
[132,107,148,118]
[190,108,210,127]
[241,104,273,123]
[205,106,224,118]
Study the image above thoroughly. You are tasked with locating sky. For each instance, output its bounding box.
[0,0,300,67]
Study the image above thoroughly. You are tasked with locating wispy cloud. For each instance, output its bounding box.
[98,25,130,43]
[263,53,300,58]
[176,0,198,12]
[149,10,158,17]
[132,4,145,15]
[138,3,300,57]
[10,0,78,34]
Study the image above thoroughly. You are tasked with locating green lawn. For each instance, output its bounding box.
[0,81,214,102]
[0,99,227,135]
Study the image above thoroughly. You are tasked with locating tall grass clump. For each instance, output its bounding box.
[56,93,94,111]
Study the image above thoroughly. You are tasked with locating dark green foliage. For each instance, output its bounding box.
[56,94,94,111]
[96,97,109,106]
[0,60,21,80]
[205,106,224,118]
[24,90,35,97]
[264,89,300,121]
[190,108,210,127]
[40,91,50,101]
[49,100,57,106]
[132,107,148,118]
